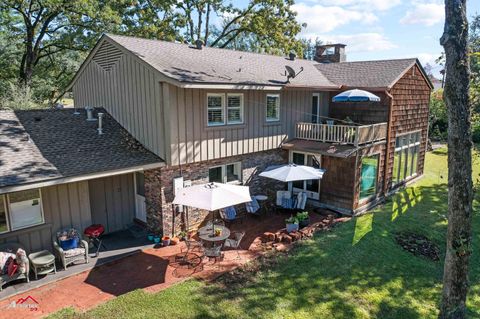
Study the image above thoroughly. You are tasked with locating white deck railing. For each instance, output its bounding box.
[295,122,388,146]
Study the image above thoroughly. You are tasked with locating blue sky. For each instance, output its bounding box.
[227,0,479,77]
[288,0,479,77]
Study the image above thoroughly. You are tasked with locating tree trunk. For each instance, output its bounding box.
[439,1,473,318]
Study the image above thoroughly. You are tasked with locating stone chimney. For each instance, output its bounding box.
[314,44,347,63]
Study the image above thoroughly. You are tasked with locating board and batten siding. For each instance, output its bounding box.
[72,40,167,160]
[167,85,329,166]
[0,181,92,253]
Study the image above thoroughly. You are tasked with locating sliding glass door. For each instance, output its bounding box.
[291,152,321,200]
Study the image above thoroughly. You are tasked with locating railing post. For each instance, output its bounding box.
[354,127,359,147]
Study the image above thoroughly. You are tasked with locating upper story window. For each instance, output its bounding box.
[266,94,280,122]
[207,94,225,126]
[207,93,244,126]
[227,94,244,124]
[0,189,45,233]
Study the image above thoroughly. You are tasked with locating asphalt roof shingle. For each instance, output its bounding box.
[0,109,163,188]
[106,34,338,89]
[315,58,418,89]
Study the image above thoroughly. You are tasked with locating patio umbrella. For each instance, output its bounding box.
[173,182,251,234]
[259,164,325,182]
[332,89,381,102]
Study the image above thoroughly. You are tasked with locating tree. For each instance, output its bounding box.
[439,1,473,318]
[0,0,126,87]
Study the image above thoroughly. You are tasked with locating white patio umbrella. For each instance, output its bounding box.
[259,164,325,182]
[332,89,381,102]
[173,182,251,211]
[173,182,251,234]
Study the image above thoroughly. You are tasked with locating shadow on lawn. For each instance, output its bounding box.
[187,183,457,319]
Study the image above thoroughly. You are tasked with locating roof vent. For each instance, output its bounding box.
[85,106,97,122]
[195,39,204,50]
[289,51,296,61]
[97,113,104,135]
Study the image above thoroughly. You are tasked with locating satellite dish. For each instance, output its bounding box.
[285,66,304,83]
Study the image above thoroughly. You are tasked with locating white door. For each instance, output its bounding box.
[134,172,147,223]
[291,152,321,200]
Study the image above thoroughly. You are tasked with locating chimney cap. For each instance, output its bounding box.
[317,43,347,48]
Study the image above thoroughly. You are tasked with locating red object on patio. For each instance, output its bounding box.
[84,224,106,257]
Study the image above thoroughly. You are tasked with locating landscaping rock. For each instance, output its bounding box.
[290,231,302,241]
[263,232,276,242]
[281,235,292,244]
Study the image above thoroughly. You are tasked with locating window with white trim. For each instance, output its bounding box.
[227,94,244,124]
[207,94,225,126]
[266,94,280,122]
[392,131,421,185]
[0,189,44,233]
[208,162,242,184]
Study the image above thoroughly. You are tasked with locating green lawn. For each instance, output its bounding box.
[50,147,480,319]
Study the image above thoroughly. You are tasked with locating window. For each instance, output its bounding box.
[208,162,242,184]
[0,196,7,234]
[360,155,379,199]
[227,94,244,124]
[6,189,44,231]
[266,94,280,122]
[392,131,421,185]
[207,94,225,126]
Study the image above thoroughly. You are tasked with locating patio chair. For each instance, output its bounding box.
[245,196,261,216]
[53,228,89,270]
[219,206,243,225]
[224,231,245,260]
[295,192,308,211]
[203,244,223,262]
[0,243,29,291]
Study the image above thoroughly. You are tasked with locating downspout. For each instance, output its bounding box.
[383,90,394,195]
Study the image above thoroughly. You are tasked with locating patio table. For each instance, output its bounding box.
[254,194,268,215]
[29,250,56,280]
[197,225,231,243]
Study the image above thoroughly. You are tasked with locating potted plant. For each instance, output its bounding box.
[162,236,171,246]
[296,211,310,228]
[153,235,161,244]
[285,216,299,233]
[147,233,155,241]
[178,231,187,241]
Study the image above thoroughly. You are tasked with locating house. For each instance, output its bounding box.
[0,34,432,252]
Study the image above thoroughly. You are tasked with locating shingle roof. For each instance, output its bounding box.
[106,34,339,89]
[315,58,420,89]
[0,108,163,188]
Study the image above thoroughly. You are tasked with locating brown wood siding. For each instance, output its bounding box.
[167,86,329,165]
[329,92,389,124]
[320,156,356,210]
[0,181,92,253]
[386,65,431,189]
[88,174,135,234]
[72,40,167,160]
[353,143,386,209]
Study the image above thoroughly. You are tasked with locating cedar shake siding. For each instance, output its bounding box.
[385,64,431,190]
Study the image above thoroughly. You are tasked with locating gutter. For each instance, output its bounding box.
[0,162,165,195]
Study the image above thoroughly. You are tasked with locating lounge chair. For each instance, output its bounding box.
[219,206,243,225]
[0,243,29,291]
[245,196,261,216]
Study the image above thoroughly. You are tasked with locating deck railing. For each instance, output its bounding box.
[295,122,388,146]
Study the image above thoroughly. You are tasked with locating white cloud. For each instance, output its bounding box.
[309,33,398,53]
[400,2,444,26]
[308,0,402,11]
[293,3,378,34]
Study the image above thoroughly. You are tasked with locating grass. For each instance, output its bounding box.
[50,147,480,319]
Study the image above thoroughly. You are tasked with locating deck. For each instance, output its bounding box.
[295,122,388,146]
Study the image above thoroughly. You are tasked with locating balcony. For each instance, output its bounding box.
[295,122,388,146]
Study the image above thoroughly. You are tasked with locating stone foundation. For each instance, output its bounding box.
[143,149,288,236]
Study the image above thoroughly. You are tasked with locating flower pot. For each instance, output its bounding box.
[147,234,155,241]
[153,236,161,244]
[286,223,299,233]
[162,236,171,246]
[299,217,310,229]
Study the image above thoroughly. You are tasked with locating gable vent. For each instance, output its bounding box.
[92,41,123,72]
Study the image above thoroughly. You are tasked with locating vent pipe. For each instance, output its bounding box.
[195,39,204,50]
[85,106,96,121]
[289,51,296,61]
[97,113,104,135]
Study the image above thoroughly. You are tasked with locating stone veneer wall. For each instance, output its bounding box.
[143,149,288,236]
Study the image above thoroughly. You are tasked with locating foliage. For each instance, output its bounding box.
[429,89,448,141]
[285,215,298,224]
[295,211,309,221]
[0,81,41,110]
[48,149,480,319]
[300,37,323,60]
